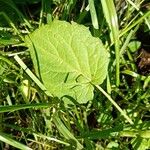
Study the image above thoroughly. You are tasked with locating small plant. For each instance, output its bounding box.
[26,20,109,104]
[0,0,150,149]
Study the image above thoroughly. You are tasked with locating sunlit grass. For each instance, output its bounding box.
[0,0,149,149]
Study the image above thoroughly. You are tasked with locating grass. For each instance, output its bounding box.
[0,0,150,149]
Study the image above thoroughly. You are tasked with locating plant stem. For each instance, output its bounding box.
[14,55,52,97]
[95,85,134,125]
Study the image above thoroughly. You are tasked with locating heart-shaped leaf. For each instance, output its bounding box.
[26,20,109,103]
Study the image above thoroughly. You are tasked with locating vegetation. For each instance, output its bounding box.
[0,0,150,149]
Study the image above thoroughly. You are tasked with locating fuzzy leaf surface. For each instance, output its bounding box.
[26,20,109,103]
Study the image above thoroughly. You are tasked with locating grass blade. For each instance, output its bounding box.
[100,0,120,86]
[126,0,150,29]
[120,130,150,138]
[0,132,32,150]
[120,11,150,36]
[0,103,55,113]
[2,123,70,146]
[0,12,23,41]
[14,55,52,97]
[95,85,134,125]
[88,0,99,29]
[1,0,32,29]
[53,112,83,149]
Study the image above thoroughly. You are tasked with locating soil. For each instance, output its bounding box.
[137,48,150,75]
[136,26,150,75]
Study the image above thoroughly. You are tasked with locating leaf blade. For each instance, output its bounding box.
[26,20,109,103]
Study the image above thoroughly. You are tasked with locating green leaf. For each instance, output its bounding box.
[0,132,32,150]
[53,112,83,149]
[26,20,109,104]
[0,31,20,46]
[0,103,56,113]
[107,141,119,149]
[128,41,141,53]
[131,137,150,150]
